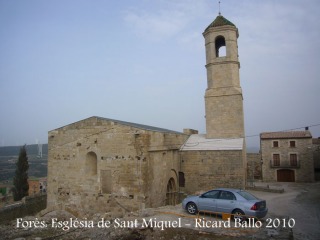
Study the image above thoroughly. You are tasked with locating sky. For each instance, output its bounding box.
[0,0,319,149]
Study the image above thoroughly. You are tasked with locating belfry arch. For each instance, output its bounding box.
[215,35,226,57]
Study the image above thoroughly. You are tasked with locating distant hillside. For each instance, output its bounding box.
[0,144,48,156]
[0,144,48,182]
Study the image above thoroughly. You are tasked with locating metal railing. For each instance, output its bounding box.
[270,160,300,168]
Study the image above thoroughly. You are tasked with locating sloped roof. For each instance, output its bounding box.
[180,134,244,151]
[96,116,183,134]
[205,15,236,32]
[53,116,184,135]
[260,131,312,139]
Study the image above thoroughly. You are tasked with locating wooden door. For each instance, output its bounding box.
[277,169,295,182]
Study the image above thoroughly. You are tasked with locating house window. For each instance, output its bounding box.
[289,141,296,148]
[273,141,279,148]
[290,154,298,166]
[273,154,280,166]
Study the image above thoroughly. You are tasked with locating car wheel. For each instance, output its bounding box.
[186,202,198,215]
[232,209,245,222]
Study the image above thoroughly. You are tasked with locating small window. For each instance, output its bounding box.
[273,141,279,148]
[273,154,280,166]
[289,141,296,148]
[290,154,298,166]
[178,172,185,187]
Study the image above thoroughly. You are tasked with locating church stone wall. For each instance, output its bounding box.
[147,150,180,207]
[47,117,187,217]
[205,93,244,139]
[180,150,245,195]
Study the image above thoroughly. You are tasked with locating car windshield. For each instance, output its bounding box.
[237,191,259,200]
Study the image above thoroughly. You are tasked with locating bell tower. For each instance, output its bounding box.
[203,15,245,139]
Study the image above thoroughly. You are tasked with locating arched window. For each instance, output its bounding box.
[86,152,97,176]
[215,35,226,57]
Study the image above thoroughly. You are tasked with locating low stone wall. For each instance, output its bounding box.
[0,194,47,224]
[246,186,284,193]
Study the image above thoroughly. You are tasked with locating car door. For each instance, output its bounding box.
[197,190,219,213]
[215,190,237,214]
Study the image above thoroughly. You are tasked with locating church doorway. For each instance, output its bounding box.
[166,177,177,205]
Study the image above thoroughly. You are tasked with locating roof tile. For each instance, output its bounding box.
[205,15,236,32]
[260,131,312,139]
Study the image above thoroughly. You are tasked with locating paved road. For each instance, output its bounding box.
[249,182,320,240]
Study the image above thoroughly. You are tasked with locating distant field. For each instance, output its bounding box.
[0,144,48,182]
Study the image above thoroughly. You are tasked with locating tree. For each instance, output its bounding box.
[13,145,29,201]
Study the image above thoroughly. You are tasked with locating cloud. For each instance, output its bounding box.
[124,10,184,40]
[123,0,209,41]
[236,1,320,57]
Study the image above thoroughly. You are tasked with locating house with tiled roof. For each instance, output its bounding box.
[260,130,314,182]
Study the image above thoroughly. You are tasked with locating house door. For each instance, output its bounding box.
[277,169,295,182]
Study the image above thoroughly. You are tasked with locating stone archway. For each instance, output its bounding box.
[166,177,177,205]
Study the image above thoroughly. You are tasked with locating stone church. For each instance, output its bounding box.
[47,14,246,217]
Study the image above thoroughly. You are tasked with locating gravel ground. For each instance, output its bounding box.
[1,182,319,240]
[250,181,320,240]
